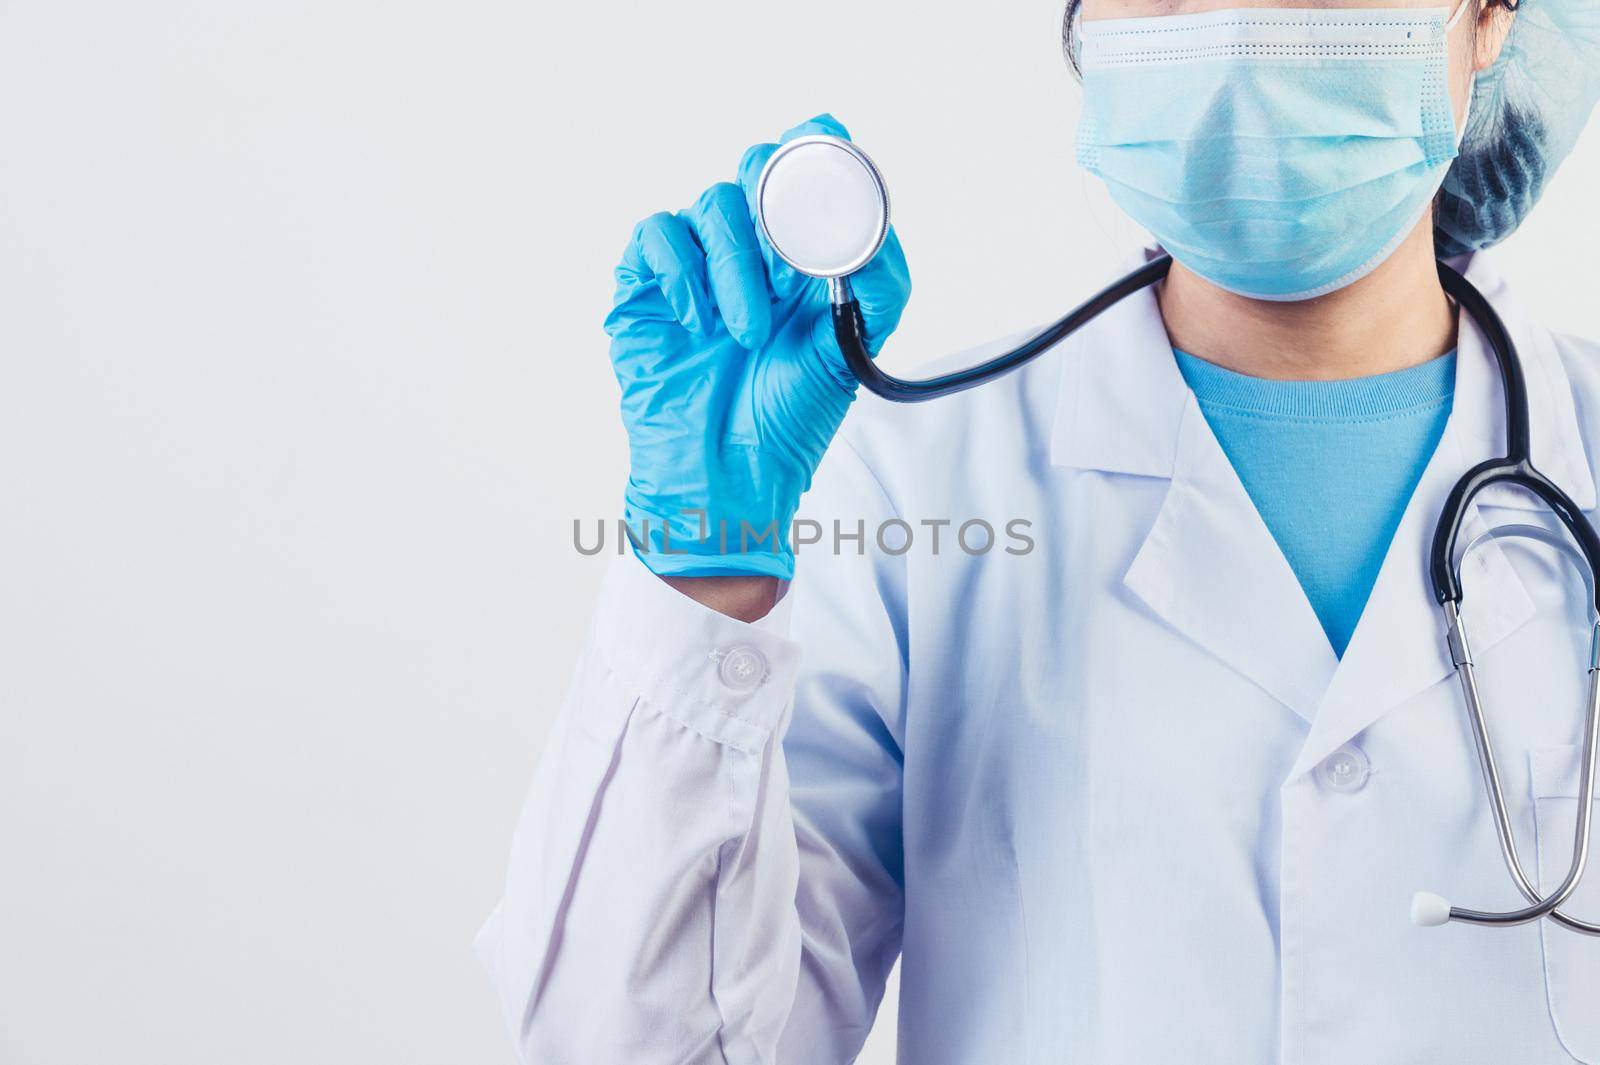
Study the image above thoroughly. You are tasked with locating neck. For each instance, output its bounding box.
[1157,218,1460,381]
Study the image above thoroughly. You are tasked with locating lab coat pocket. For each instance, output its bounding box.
[1532,745,1600,1065]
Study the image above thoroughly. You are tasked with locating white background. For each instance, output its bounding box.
[2,2,1596,1062]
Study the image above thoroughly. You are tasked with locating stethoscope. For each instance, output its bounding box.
[755,134,1600,936]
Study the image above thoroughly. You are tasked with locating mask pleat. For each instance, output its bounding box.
[1076,5,1461,300]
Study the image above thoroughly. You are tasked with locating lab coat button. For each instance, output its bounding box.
[715,645,767,692]
[1317,746,1372,793]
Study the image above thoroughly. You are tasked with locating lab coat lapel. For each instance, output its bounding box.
[1124,399,1341,722]
[1053,251,1339,723]
[1287,409,1534,778]
[1289,253,1597,778]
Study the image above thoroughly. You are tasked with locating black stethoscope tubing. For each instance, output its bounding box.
[830,254,1600,615]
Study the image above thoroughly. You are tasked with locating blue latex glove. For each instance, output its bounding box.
[605,115,912,580]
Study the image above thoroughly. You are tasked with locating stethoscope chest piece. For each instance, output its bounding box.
[756,135,891,280]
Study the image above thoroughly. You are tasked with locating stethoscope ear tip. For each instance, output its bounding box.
[1411,891,1454,927]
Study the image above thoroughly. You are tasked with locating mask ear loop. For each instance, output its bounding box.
[1445,0,1479,147]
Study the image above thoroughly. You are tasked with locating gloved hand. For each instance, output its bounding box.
[605,115,912,580]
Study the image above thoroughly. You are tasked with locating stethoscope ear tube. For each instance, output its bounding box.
[1421,261,1600,935]
[1428,262,1528,606]
[1429,262,1600,617]
[831,255,1174,402]
[1427,460,1600,616]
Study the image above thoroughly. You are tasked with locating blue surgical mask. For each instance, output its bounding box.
[1076,2,1474,301]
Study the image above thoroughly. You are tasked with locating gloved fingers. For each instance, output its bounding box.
[850,226,912,355]
[607,226,680,351]
[778,112,852,144]
[736,116,852,189]
[685,183,773,351]
[735,113,855,232]
[735,141,806,302]
[626,211,715,336]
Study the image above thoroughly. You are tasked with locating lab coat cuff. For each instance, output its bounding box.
[590,552,801,740]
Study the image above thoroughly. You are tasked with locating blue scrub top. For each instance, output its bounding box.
[1174,348,1456,657]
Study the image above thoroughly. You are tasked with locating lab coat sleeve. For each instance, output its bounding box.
[476,439,908,1065]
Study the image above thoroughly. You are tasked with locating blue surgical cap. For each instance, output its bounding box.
[1436,0,1600,255]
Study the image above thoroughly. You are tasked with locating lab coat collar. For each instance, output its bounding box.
[1050,248,1594,510]
[1049,247,1597,770]
[1049,246,1189,479]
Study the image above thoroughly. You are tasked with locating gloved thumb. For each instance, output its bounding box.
[847,227,912,356]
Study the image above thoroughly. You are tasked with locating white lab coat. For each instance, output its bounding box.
[478,250,1600,1064]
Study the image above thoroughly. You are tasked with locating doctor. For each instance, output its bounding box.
[480,0,1600,1061]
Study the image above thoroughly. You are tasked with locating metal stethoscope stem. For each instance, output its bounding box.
[757,133,1600,936]
[1420,538,1600,935]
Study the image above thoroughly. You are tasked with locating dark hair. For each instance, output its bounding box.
[1060,0,1521,77]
